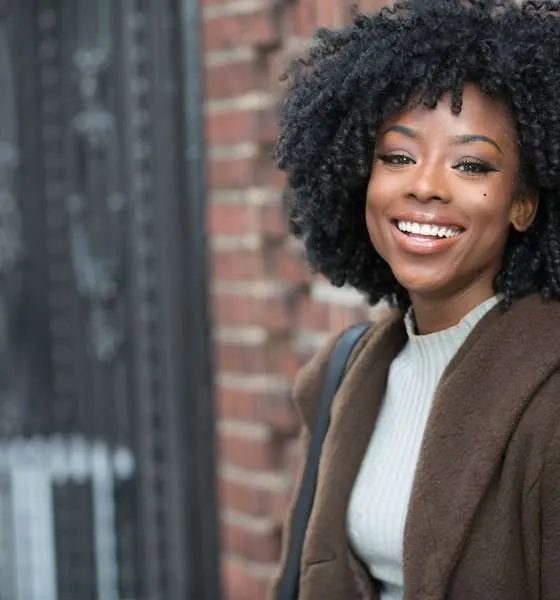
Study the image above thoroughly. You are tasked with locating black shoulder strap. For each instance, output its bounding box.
[276,322,371,600]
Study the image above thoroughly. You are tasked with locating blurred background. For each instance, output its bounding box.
[0,0,386,599]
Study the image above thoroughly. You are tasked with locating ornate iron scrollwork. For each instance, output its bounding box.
[0,17,25,438]
[0,141,23,275]
[67,44,125,362]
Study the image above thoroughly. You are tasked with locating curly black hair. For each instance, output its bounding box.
[275,0,560,309]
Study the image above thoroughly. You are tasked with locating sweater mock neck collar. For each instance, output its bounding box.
[403,295,502,366]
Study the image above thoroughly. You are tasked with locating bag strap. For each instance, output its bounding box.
[276,322,371,600]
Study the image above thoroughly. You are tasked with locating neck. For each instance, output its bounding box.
[409,288,496,335]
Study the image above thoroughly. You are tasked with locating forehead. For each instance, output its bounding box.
[381,84,518,149]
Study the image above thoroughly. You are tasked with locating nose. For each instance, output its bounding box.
[406,160,450,204]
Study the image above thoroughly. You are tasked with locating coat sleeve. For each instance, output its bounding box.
[540,421,560,599]
[266,333,341,600]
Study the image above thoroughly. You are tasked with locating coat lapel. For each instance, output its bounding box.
[404,294,560,598]
[301,314,407,596]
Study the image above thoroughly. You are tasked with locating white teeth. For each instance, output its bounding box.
[396,220,462,239]
[419,224,431,236]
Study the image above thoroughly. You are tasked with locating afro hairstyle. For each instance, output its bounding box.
[275,0,560,309]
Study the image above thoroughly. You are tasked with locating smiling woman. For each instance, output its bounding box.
[366,85,538,332]
[268,1,560,600]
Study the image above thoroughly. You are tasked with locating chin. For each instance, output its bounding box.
[392,269,452,300]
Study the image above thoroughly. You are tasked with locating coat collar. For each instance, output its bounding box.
[300,293,560,599]
[404,293,560,597]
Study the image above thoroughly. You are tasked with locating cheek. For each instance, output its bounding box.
[365,170,392,216]
[465,191,515,256]
[475,192,514,226]
[365,181,385,238]
[365,183,392,259]
[466,177,515,223]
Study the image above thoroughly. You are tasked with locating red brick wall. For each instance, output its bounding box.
[203,1,388,598]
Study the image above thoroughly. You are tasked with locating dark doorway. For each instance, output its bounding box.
[0,0,220,598]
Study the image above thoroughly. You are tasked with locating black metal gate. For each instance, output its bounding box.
[0,0,220,599]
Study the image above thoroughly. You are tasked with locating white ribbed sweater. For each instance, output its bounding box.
[346,296,500,600]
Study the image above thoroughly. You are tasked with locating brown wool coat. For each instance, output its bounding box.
[268,293,560,600]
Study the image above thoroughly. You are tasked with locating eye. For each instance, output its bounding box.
[454,158,497,175]
[377,153,415,166]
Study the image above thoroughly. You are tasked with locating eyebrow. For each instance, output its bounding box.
[450,134,503,155]
[382,125,503,155]
[383,125,418,139]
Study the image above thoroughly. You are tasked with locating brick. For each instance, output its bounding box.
[206,110,254,146]
[267,46,308,93]
[205,0,397,591]
[221,557,272,600]
[220,477,270,517]
[212,291,293,330]
[216,385,298,432]
[208,201,285,237]
[218,474,291,520]
[253,105,279,145]
[206,106,279,147]
[332,302,370,330]
[211,247,267,280]
[293,288,370,333]
[205,59,265,101]
[211,237,302,280]
[209,204,251,237]
[317,0,345,28]
[217,342,270,374]
[220,516,280,563]
[216,385,265,422]
[358,0,393,13]
[295,294,332,332]
[218,428,281,471]
[203,9,280,53]
[259,389,300,432]
[259,202,286,238]
[208,156,256,189]
[207,152,284,189]
[216,339,301,379]
[284,0,318,38]
[270,244,312,285]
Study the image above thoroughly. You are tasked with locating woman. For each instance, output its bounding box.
[268,1,560,599]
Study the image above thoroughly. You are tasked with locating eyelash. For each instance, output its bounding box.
[456,158,497,175]
[377,154,414,166]
[376,153,497,175]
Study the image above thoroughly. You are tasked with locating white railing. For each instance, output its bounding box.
[0,435,135,600]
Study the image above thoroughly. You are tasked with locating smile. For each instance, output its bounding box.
[390,219,465,255]
[395,220,463,239]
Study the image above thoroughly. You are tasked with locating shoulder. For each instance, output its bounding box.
[506,293,560,334]
[474,294,560,372]
[291,309,399,430]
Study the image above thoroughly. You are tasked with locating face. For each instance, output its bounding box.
[365,84,538,309]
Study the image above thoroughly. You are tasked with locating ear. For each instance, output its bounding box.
[510,190,539,233]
